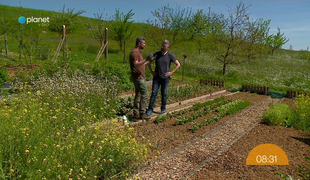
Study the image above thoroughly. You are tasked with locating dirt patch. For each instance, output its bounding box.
[190,124,310,180]
[2,65,40,78]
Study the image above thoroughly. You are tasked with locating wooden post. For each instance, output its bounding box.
[123,40,127,62]
[182,54,186,82]
[53,25,66,63]
[30,27,33,69]
[105,28,108,62]
[63,25,66,62]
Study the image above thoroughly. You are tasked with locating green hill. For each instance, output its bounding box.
[0,4,309,93]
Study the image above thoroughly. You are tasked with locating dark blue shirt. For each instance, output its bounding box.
[153,51,177,79]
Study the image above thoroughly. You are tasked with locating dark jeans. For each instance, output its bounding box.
[148,76,170,111]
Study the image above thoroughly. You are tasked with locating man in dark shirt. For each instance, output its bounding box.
[146,40,181,115]
[130,37,154,120]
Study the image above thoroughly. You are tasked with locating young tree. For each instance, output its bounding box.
[85,10,107,47]
[0,15,9,57]
[7,18,26,61]
[243,18,271,62]
[48,5,85,33]
[207,2,251,75]
[145,4,191,49]
[267,27,289,55]
[186,9,210,54]
[110,9,134,51]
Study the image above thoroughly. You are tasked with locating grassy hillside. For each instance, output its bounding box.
[0,4,310,92]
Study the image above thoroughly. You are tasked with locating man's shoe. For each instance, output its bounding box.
[133,113,140,119]
[146,109,153,116]
[140,114,151,121]
[161,109,166,114]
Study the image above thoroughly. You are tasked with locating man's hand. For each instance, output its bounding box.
[146,54,153,61]
[151,71,156,76]
[165,72,173,77]
[146,54,157,61]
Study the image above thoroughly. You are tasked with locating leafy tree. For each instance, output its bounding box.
[243,18,271,62]
[110,9,134,51]
[267,27,289,55]
[207,2,251,75]
[145,4,191,49]
[85,10,107,47]
[48,5,85,33]
[186,9,210,54]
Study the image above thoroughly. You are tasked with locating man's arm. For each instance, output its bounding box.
[165,60,181,77]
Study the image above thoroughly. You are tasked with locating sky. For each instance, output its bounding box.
[0,0,309,51]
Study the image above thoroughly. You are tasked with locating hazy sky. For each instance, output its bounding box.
[1,0,309,50]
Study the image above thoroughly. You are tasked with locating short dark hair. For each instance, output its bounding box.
[136,37,145,46]
[162,39,170,46]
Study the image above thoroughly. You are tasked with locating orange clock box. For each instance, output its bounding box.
[246,143,289,165]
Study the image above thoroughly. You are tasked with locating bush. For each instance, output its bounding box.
[0,69,8,87]
[91,62,134,91]
[295,94,310,131]
[263,103,296,126]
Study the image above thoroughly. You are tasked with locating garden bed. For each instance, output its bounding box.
[132,92,268,159]
[130,93,310,179]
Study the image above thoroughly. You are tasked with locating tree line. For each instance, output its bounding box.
[0,2,289,75]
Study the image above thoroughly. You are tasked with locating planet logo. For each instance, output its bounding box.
[18,16,26,24]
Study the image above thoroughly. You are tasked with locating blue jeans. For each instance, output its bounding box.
[148,76,170,111]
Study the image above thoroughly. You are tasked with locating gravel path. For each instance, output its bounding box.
[132,96,280,180]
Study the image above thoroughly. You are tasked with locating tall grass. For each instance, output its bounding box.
[173,44,310,92]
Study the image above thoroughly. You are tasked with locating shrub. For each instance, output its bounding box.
[295,94,310,131]
[263,103,296,126]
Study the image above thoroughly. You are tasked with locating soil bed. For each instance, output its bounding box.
[190,124,310,180]
[131,93,310,179]
[133,92,268,159]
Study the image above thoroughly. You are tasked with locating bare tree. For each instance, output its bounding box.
[207,2,251,75]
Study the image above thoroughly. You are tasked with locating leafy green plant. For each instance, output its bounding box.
[116,96,134,116]
[190,121,200,132]
[176,108,211,125]
[263,103,296,126]
[216,100,244,112]
[192,96,225,110]
[155,113,169,124]
[226,101,251,115]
